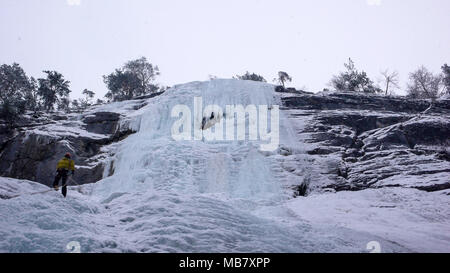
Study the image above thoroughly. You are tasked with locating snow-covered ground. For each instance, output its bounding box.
[0,80,448,253]
[288,188,450,253]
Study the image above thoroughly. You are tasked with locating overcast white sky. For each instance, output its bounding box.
[1,0,449,99]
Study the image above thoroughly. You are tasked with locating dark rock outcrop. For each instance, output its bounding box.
[83,112,121,135]
[282,91,450,113]
[0,103,147,188]
[0,111,135,186]
[0,91,166,187]
[280,89,450,194]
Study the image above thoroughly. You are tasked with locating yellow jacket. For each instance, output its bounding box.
[56,158,75,171]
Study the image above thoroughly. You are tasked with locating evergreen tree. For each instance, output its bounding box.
[71,99,80,111]
[124,57,160,95]
[23,77,41,113]
[104,57,160,101]
[0,63,33,124]
[37,71,71,112]
[58,96,71,112]
[330,58,381,93]
[104,70,141,101]
[234,71,266,82]
[274,71,292,87]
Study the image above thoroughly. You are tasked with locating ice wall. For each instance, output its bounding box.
[93,79,287,202]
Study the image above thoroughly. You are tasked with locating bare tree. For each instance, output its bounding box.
[407,66,442,100]
[380,69,400,96]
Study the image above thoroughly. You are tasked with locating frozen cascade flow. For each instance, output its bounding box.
[94,80,285,201]
[0,80,409,252]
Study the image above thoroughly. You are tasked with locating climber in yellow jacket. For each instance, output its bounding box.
[53,153,75,197]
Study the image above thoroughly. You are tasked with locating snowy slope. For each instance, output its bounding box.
[0,79,448,253]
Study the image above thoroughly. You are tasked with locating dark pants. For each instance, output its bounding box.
[53,169,69,197]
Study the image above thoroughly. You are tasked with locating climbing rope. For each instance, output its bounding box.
[5,176,97,215]
[68,177,83,187]
[6,176,81,199]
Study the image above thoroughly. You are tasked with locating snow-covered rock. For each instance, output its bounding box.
[0,80,449,253]
[0,97,153,186]
[279,87,450,194]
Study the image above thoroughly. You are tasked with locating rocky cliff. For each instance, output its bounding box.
[1,80,449,253]
[0,98,151,186]
[277,87,450,195]
[1,87,449,195]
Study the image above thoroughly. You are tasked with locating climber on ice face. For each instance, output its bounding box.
[201,112,216,130]
[53,153,75,198]
[171,97,280,152]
